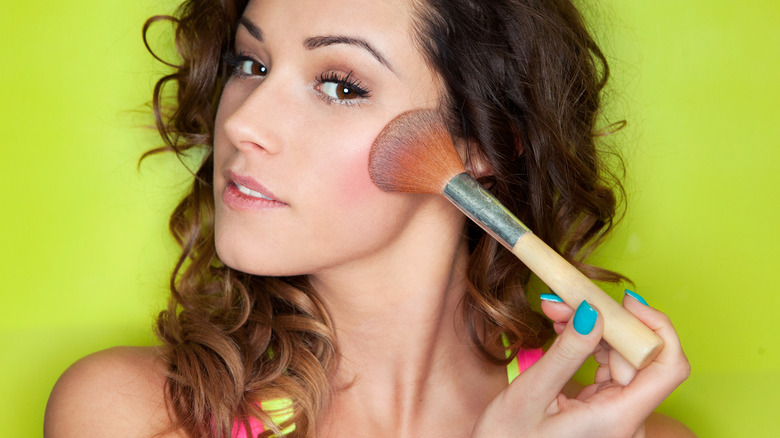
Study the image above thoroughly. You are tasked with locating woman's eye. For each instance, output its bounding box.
[320,82,360,100]
[238,59,267,76]
[317,72,371,104]
[225,53,267,78]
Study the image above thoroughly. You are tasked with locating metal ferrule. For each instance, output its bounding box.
[443,173,530,249]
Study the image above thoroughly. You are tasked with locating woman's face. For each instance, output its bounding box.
[213,0,451,277]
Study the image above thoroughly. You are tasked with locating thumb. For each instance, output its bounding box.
[506,301,603,409]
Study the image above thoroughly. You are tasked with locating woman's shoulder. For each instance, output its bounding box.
[44,346,184,438]
[646,412,697,437]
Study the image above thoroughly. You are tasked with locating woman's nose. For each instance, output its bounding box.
[221,78,293,156]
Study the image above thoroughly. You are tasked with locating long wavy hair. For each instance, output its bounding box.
[143,0,626,436]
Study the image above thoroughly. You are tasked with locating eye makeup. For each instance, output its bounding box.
[314,70,372,106]
[224,49,374,107]
[224,52,268,79]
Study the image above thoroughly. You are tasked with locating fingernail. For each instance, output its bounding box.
[540,293,564,303]
[625,289,648,306]
[573,301,598,335]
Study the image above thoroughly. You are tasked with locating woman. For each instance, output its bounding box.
[45,0,692,436]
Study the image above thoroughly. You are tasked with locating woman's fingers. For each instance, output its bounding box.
[539,290,688,411]
[540,293,573,322]
[473,304,604,438]
[476,291,688,438]
[618,293,691,412]
[506,301,604,411]
[475,292,688,438]
[608,347,637,386]
[540,294,574,335]
[623,292,689,372]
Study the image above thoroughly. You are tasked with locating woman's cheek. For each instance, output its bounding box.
[333,139,384,207]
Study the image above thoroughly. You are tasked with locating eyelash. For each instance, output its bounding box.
[315,71,371,106]
[223,52,372,106]
[224,52,266,79]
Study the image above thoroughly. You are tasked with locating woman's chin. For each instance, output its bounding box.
[215,248,310,278]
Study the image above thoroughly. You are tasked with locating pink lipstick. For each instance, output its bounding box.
[222,170,288,211]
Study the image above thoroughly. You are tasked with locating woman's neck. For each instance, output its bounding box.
[309,235,507,437]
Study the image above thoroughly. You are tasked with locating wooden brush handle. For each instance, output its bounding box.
[441,172,663,368]
[513,232,664,369]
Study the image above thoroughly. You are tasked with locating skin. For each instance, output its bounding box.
[212,2,504,436]
[473,295,693,438]
[212,0,451,280]
[44,0,693,436]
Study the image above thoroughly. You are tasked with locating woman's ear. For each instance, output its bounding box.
[453,138,493,179]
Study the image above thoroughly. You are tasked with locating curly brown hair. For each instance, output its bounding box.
[143,0,626,436]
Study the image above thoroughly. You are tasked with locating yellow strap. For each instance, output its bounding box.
[259,398,295,435]
[501,333,521,383]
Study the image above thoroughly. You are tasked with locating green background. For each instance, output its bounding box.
[2,0,778,436]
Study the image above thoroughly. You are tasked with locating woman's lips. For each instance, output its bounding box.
[222,170,288,210]
[234,182,275,200]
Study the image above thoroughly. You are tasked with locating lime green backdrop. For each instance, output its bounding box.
[2,1,778,436]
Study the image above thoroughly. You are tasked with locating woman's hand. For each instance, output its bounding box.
[471,292,691,438]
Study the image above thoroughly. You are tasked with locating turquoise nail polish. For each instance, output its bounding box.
[540,293,564,303]
[625,289,648,306]
[573,301,597,335]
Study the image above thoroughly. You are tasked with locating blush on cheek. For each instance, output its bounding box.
[336,146,382,205]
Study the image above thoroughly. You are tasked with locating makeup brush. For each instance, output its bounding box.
[369,109,663,369]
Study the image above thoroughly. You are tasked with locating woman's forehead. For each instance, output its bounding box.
[241,0,419,37]
[238,0,437,84]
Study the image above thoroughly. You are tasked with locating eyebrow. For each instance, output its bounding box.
[237,17,396,74]
[303,35,396,74]
[238,17,264,41]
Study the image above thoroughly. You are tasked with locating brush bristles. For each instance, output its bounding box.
[369,110,467,195]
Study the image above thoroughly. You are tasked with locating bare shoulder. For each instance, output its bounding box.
[44,346,185,438]
[646,412,697,437]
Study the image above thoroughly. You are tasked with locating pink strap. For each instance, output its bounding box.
[232,417,264,438]
[517,347,544,373]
